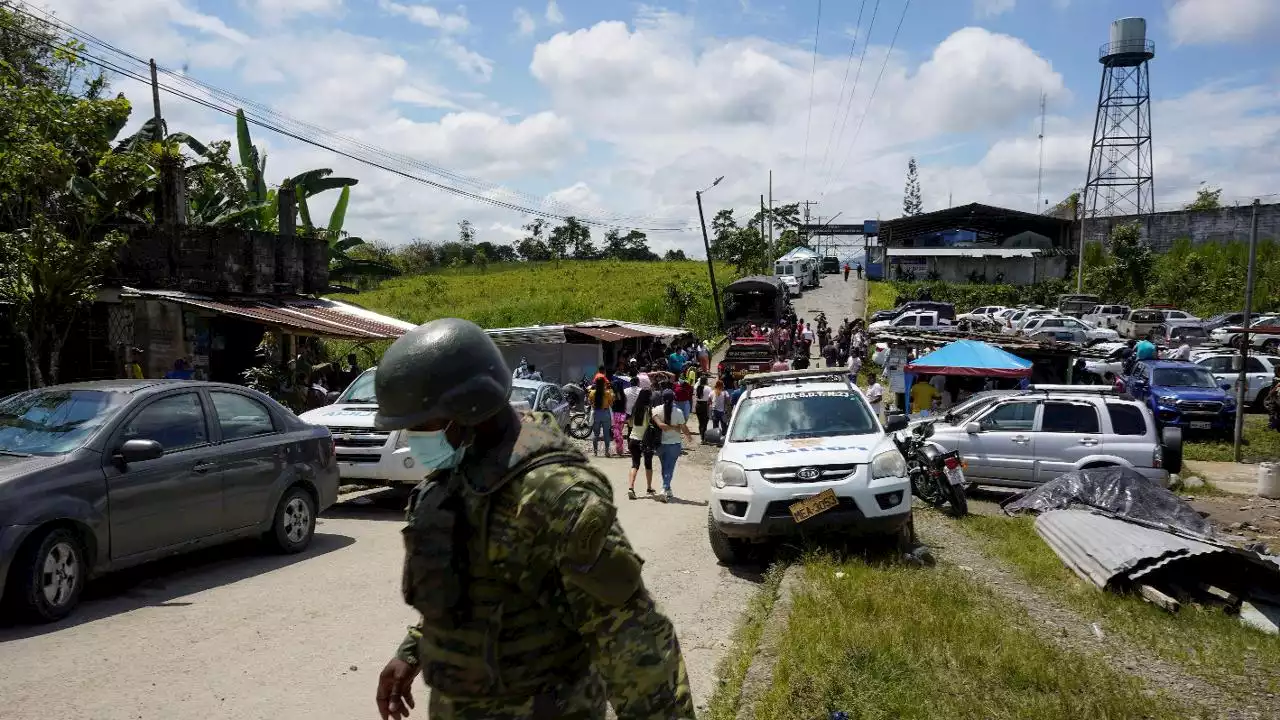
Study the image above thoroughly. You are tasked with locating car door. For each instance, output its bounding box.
[103,391,224,559]
[1196,356,1231,389]
[208,390,285,531]
[1034,400,1103,482]
[962,400,1040,484]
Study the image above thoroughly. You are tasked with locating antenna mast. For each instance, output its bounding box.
[1036,92,1046,211]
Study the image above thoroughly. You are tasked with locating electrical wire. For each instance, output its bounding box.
[3,1,696,232]
[815,0,877,197]
[824,0,910,199]
[799,0,823,177]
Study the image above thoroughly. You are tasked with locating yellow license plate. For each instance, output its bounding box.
[789,488,839,523]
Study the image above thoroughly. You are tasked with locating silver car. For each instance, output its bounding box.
[918,387,1174,488]
[509,379,572,430]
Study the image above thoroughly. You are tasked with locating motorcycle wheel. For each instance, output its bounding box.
[568,412,593,440]
[911,471,946,507]
[944,478,969,518]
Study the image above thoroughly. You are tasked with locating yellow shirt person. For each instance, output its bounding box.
[910,381,937,414]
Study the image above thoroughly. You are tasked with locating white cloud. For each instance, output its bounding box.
[437,37,495,82]
[513,7,537,36]
[391,85,463,110]
[974,0,1015,17]
[377,0,469,33]
[1168,0,1280,46]
[545,0,564,25]
[242,0,344,23]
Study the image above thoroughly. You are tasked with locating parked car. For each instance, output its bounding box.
[869,310,952,332]
[1121,360,1236,436]
[1021,315,1120,343]
[1210,315,1280,349]
[919,386,1174,488]
[1202,312,1247,332]
[869,301,956,324]
[1195,353,1280,409]
[1007,308,1058,335]
[1116,308,1169,340]
[957,305,1007,322]
[508,379,572,428]
[1057,294,1100,317]
[0,380,339,621]
[1154,323,1208,350]
[779,275,801,298]
[1081,304,1130,330]
[1082,342,1131,383]
[703,369,912,564]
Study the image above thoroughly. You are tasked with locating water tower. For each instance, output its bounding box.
[1081,17,1155,221]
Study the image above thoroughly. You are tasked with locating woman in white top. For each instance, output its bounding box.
[693,376,713,441]
[651,389,693,502]
[711,379,728,432]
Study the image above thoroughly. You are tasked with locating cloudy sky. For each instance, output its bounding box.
[31,0,1280,256]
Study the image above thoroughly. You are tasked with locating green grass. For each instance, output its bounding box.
[866,280,896,317]
[750,555,1199,720]
[1184,414,1280,463]
[704,564,786,720]
[961,515,1280,694]
[338,260,736,340]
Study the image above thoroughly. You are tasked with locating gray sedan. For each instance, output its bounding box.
[509,379,572,431]
[0,380,339,622]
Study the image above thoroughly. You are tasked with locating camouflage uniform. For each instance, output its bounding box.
[395,410,695,719]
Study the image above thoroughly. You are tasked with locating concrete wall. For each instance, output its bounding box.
[108,224,328,295]
[887,255,1070,285]
[1079,202,1280,251]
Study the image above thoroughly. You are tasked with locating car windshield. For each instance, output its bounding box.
[1153,367,1218,388]
[0,389,129,456]
[510,386,539,407]
[729,390,877,443]
[337,368,377,404]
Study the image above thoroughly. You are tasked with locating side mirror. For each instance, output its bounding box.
[1220,382,1233,391]
[116,438,163,464]
[704,428,724,447]
[884,414,908,432]
[965,422,981,434]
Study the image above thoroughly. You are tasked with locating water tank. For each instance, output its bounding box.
[1110,17,1146,48]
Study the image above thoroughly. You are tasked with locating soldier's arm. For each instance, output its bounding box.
[394,624,422,666]
[554,482,696,720]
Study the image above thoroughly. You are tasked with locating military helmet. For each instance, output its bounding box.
[374,318,511,430]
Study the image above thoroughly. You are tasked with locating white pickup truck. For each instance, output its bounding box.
[869,310,952,332]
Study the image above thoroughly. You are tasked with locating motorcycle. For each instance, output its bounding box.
[561,381,594,440]
[892,421,968,517]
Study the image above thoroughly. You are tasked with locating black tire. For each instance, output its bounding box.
[568,412,592,440]
[945,481,968,518]
[7,526,86,623]
[1161,426,1183,475]
[911,472,946,508]
[268,486,317,554]
[707,511,748,565]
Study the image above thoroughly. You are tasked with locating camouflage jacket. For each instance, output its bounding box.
[396,410,695,719]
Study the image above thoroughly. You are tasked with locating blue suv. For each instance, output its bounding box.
[1123,360,1236,436]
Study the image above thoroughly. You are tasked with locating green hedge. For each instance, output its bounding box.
[888,279,1076,313]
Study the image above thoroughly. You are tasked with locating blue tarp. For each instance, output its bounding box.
[905,339,1033,378]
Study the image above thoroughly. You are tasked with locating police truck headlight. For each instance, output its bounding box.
[712,461,747,488]
[872,450,907,479]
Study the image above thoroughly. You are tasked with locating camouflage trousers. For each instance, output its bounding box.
[427,672,607,719]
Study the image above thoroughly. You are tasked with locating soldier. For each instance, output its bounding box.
[373,318,696,720]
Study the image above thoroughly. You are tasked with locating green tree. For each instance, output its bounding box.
[664,279,699,325]
[458,219,475,245]
[548,216,590,262]
[904,157,923,216]
[1184,183,1223,212]
[1085,222,1153,302]
[664,248,688,261]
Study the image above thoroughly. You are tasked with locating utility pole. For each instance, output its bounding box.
[1234,199,1261,462]
[695,189,724,330]
[1036,92,1046,211]
[768,170,774,260]
[149,59,163,137]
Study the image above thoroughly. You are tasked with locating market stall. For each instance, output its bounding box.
[902,339,1033,415]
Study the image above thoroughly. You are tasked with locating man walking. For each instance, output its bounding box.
[373,319,694,720]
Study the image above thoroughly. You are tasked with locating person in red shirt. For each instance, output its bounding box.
[674,379,694,422]
[843,263,851,281]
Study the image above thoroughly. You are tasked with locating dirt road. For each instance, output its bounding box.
[0,446,754,719]
[791,272,866,358]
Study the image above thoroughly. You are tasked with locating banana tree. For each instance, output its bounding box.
[322,184,399,288]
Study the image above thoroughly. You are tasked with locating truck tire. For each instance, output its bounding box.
[1161,426,1183,475]
[707,510,748,566]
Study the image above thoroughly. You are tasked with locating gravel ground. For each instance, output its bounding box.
[0,442,753,720]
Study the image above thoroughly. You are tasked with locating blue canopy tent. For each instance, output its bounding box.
[906,339,1033,378]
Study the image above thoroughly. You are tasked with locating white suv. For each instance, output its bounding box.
[919,387,1174,488]
[704,369,912,564]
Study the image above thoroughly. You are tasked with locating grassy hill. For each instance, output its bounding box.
[341,261,736,339]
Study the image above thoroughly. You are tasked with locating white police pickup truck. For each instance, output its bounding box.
[703,369,912,565]
[298,368,425,485]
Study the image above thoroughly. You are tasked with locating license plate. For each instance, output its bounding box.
[789,489,839,523]
[945,466,966,486]
[1190,421,1212,430]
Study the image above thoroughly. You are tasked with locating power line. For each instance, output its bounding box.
[4,1,695,232]
[816,0,879,197]
[799,0,823,177]
[824,0,910,198]
[814,0,868,195]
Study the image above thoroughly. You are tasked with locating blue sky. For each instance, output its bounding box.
[37,0,1280,254]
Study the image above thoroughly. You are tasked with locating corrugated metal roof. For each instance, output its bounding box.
[1035,510,1225,588]
[584,318,690,338]
[124,288,412,339]
[777,247,820,261]
[485,325,567,346]
[888,247,1041,258]
[569,325,652,342]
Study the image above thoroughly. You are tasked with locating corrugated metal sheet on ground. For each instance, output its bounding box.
[1034,509,1225,588]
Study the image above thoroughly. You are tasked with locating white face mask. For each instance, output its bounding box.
[403,429,464,470]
